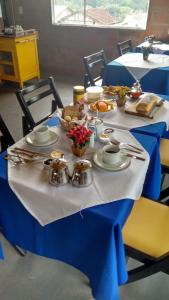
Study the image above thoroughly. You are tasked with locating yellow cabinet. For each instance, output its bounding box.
[0,33,40,88]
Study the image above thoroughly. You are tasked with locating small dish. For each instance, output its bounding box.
[25,131,59,147]
[93,149,131,171]
[98,133,110,144]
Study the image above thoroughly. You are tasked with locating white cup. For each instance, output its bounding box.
[33,126,50,143]
[102,144,121,165]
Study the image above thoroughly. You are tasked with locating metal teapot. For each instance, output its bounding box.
[72,160,93,187]
[49,158,70,186]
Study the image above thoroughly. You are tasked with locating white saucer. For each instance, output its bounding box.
[93,149,131,171]
[25,131,59,147]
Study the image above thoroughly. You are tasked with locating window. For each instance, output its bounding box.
[0,0,8,27]
[51,0,149,29]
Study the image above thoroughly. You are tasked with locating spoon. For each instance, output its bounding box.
[109,141,141,154]
[110,138,143,152]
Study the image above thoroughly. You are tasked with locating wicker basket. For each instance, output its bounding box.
[60,116,87,132]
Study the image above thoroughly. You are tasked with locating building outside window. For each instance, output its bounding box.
[51,0,149,29]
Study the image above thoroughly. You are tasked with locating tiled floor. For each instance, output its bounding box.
[0,77,169,300]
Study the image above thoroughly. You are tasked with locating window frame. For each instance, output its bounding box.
[51,0,150,30]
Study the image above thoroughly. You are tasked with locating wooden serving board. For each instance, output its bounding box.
[125,99,164,119]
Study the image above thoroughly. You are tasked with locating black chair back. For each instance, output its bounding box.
[0,115,14,152]
[16,76,63,136]
[83,49,107,88]
[117,40,133,56]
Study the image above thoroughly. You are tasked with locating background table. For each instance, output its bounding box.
[0,124,162,300]
[103,53,169,95]
[135,42,169,55]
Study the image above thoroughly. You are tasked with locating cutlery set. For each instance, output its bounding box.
[5,138,145,165]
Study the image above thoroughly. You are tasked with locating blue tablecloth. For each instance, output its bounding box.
[103,55,169,95]
[0,242,4,259]
[0,123,161,300]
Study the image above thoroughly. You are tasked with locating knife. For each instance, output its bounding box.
[122,147,142,154]
[126,153,146,161]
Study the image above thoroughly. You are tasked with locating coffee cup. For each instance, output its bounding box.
[102,144,121,165]
[33,126,50,143]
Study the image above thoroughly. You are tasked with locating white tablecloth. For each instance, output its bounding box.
[139,42,169,54]
[8,127,149,226]
[102,94,169,131]
[115,53,169,81]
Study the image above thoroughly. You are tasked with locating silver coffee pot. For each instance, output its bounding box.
[49,158,70,186]
[72,160,93,187]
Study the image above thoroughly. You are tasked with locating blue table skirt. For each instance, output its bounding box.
[103,60,169,95]
[131,122,166,141]
[0,242,4,259]
[0,130,160,300]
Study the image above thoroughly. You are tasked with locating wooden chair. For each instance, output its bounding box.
[83,49,107,88]
[117,40,133,56]
[0,115,14,152]
[123,196,169,284]
[16,76,64,136]
[159,138,169,201]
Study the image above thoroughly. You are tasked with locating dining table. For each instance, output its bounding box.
[0,112,167,300]
[135,41,169,55]
[103,52,169,95]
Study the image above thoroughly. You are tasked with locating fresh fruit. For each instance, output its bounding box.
[90,100,114,112]
[97,101,108,112]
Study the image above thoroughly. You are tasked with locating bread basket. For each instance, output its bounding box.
[60,116,87,131]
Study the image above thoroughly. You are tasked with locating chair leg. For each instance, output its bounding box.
[0,228,27,256]
[12,245,27,256]
[22,116,31,136]
[84,74,89,89]
[164,199,169,206]
[159,187,169,200]
[126,257,169,284]
[162,267,169,275]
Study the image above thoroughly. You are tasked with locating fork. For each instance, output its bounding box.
[110,137,143,152]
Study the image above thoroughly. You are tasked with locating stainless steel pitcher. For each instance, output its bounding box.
[49,158,69,186]
[72,160,93,187]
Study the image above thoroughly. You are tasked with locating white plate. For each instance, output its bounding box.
[88,102,116,116]
[93,149,131,171]
[25,131,59,147]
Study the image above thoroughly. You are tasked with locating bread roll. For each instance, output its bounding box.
[136,96,157,113]
[62,106,80,120]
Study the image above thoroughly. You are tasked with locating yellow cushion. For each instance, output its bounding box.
[160,138,169,167]
[122,197,169,259]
